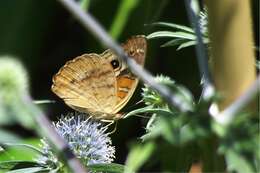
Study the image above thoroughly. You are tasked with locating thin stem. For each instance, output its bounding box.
[184,0,213,97]
[57,0,193,112]
[109,0,139,39]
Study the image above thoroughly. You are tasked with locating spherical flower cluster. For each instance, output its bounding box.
[37,113,115,169]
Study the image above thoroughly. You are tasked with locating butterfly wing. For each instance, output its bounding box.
[51,54,118,115]
[52,35,147,120]
[113,35,147,113]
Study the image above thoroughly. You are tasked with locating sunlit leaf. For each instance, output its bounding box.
[0,139,41,161]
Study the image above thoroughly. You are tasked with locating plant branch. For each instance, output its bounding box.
[57,0,193,112]
[184,0,214,98]
[212,75,259,125]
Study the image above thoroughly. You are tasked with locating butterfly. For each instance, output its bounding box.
[51,35,147,121]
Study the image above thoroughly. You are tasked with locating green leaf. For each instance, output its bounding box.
[0,160,41,171]
[160,38,186,47]
[1,143,43,155]
[0,139,41,161]
[225,150,254,173]
[88,163,125,173]
[147,31,196,40]
[124,142,155,173]
[177,40,197,50]
[150,22,194,33]
[6,167,48,173]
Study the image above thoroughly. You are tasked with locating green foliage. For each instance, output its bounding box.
[0,140,125,173]
[217,114,259,173]
[0,139,41,162]
[125,75,259,172]
[147,11,209,50]
[124,142,155,173]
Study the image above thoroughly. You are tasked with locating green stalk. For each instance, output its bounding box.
[109,0,139,39]
[80,0,90,11]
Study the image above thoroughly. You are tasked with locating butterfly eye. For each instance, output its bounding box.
[111,59,120,69]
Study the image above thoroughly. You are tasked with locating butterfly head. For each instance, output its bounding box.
[122,35,147,66]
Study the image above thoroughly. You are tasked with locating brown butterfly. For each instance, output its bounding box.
[51,35,147,121]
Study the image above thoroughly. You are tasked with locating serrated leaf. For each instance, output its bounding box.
[150,22,194,33]
[124,142,155,173]
[88,163,125,173]
[147,31,196,40]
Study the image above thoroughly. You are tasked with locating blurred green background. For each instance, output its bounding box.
[0,0,258,167]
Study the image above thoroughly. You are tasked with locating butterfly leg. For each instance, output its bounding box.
[106,121,118,135]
